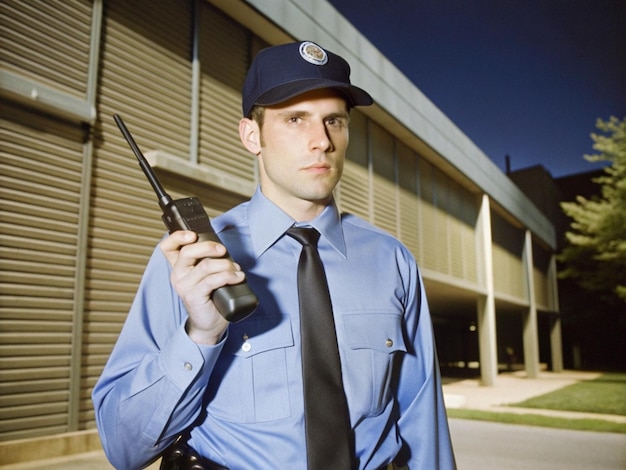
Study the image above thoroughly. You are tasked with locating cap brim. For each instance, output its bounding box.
[254,78,373,109]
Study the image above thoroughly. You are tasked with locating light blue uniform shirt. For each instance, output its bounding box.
[93,188,456,469]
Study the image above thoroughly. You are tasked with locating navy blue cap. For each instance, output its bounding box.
[242,41,373,117]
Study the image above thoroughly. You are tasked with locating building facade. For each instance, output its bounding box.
[0,0,561,460]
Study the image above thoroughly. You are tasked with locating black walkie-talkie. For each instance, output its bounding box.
[113,114,258,322]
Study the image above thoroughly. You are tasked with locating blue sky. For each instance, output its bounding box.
[327,0,626,178]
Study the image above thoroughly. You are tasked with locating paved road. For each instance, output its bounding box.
[4,419,625,469]
[449,418,626,469]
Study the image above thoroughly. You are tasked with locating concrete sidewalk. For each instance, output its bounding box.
[2,370,623,469]
[442,369,626,423]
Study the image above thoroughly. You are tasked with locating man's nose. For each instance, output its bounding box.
[309,121,333,152]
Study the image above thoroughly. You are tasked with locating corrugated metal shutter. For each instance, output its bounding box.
[397,143,420,260]
[447,181,464,278]
[418,159,438,271]
[338,111,369,220]
[442,177,478,283]
[83,0,254,429]
[432,171,450,274]
[0,0,91,97]
[492,244,526,300]
[371,123,397,236]
[82,0,194,429]
[198,4,254,183]
[0,104,84,441]
[341,162,370,221]
[417,160,480,282]
[0,0,92,440]
[459,194,478,283]
[97,0,192,153]
[491,212,526,301]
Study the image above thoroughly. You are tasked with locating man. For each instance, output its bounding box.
[93,41,456,470]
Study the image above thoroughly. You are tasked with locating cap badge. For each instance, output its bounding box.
[299,41,328,66]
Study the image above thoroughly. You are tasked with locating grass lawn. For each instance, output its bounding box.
[446,408,626,434]
[512,372,626,416]
[447,372,626,433]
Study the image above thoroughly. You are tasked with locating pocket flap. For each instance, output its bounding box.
[343,312,406,353]
[226,315,294,358]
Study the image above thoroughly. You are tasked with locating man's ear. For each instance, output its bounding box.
[239,118,261,155]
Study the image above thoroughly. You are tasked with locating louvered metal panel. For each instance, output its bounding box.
[432,173,450,275]
[441,178,478,282]
[0,0,92,98]
[371,124,397,236]
[397,144,420,259]
[398,190,420,261]
[372,174,397,235]
[449,219,464,278]
[198,4,253,183]
[98,0,192,157]
[418,160,438,271]
[82,0,193,428]
[461,222,478,283]
[491,211,527,301]
[338,111,369,218]
[0,104,83,441]
[339,162,370,221]
[82,0,254,429]
[492,244,526,300]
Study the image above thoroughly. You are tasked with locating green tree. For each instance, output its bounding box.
[559,117,626,303]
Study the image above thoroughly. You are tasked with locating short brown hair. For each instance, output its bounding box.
[249,105,265,130]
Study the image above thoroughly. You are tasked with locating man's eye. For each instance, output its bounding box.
[288,116,301,123]
[326,117,344,127]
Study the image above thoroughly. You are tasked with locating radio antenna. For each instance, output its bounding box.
[113,114,172,210]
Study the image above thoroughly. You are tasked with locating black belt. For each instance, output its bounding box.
[160,440,402,470]
[160,441,228,470]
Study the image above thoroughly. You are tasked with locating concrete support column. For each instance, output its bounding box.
[476,195,498,386]
[550,315,564,372]
[548,254,564,372]
[522,230,540,378]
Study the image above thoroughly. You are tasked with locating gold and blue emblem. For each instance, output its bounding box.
[299,41,328,66]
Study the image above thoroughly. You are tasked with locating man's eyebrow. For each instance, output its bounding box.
[326,111,350,121]
[277,110,310,118]
[274,110,350,123]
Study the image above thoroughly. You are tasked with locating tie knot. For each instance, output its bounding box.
[287,226,320,247]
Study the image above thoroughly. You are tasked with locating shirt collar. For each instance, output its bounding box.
[248,187,346,259]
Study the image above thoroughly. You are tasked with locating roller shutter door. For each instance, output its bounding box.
[397,143,421,260]
[198,3,254,184]
[0,0,91,97]
[491,212,526,300]
[0,105,84,440]
[418,159,439,272]
[338,111,370,220]
[371,123,397,236]
[82,0,250,429]
[82,0,194,428]
[0,0,92,440]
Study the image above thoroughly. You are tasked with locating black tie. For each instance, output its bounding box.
[287,227,352,469]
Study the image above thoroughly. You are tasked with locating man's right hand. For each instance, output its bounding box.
[160,231,245,345]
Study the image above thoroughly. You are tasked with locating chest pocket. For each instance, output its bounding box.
[206,314,294,423]
[341,312,406,417]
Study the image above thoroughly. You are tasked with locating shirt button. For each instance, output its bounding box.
[184,362,193,371]
[385,339,393,348]
[241,334,251,352]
